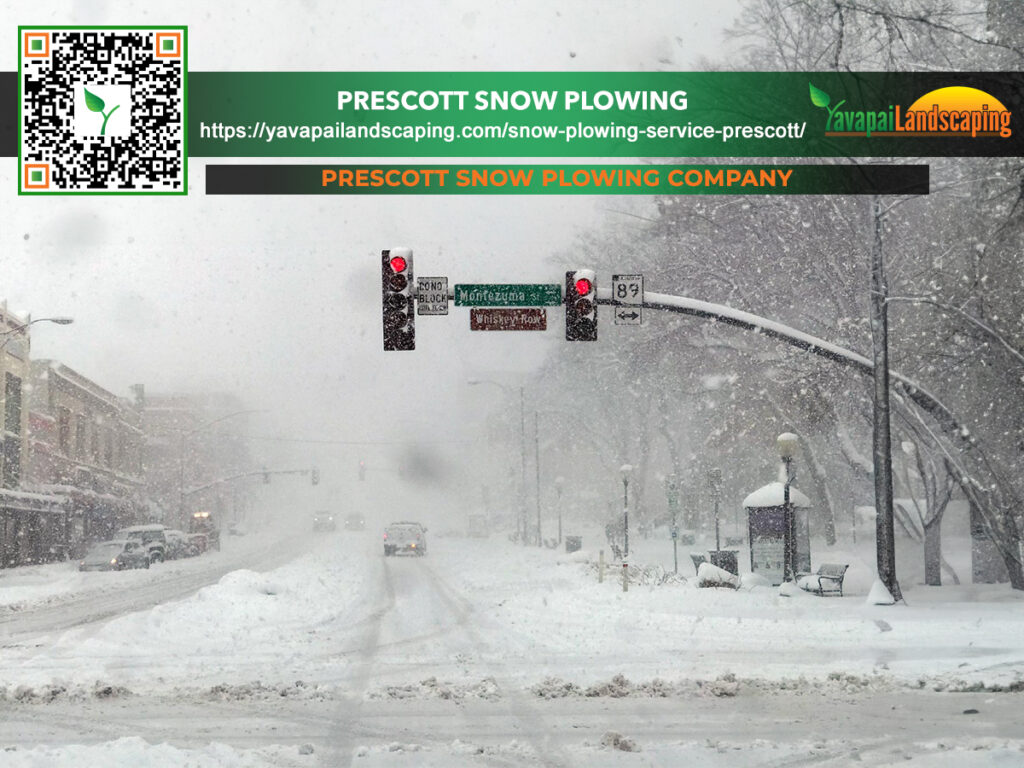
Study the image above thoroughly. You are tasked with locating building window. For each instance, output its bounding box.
[2,436,20,489]
[58,407,71,455]
[75,417,86,458]
[4,373,22,435]
[104,427,114,467]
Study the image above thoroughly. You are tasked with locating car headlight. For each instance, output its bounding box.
[110,558,117,565]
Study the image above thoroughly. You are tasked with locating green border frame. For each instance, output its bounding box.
[17,24,189,196]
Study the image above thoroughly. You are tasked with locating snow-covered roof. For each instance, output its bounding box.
[742,482,811,509]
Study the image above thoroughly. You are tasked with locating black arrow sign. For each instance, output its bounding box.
[617,310,639,320]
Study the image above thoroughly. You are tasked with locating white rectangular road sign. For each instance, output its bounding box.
[612,274,644,326]
[416,276,449,316]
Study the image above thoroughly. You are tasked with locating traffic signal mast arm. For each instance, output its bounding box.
[183,467,318,497]
[594,287,967,450]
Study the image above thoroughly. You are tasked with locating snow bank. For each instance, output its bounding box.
[0,737,311,767]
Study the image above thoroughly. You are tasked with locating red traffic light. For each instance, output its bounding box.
[389,255,408,273]
[574,277,593,296]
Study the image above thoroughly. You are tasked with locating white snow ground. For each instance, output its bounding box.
[2,524,1022,765]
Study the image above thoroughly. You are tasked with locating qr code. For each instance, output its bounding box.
[19,27,186,194]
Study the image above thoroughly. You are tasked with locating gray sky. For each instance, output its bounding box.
[2,0,741,484]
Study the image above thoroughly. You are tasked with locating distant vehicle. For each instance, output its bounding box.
[164,529,198,559]
[313,512,337,532]
[467,514,489,538]
[344,512,365,531]
[115,524,168,564]
[79,539,150,571]
[227,522,247,536]
[189,511,221,551]
[384,521,427,556]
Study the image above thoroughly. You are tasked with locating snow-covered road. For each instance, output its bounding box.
[1,529,1022,765]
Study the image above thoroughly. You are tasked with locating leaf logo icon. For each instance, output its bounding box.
[808,82,845,131]
[808,82,830,109]
[84,87,106,112]
[83,86,120,136]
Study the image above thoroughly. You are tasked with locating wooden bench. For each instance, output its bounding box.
[798,563,849,596]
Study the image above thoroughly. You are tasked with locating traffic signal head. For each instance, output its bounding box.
[382,247,415,351]
[565,269,597,341]
[311,467,320,486]
[358,460,366,481]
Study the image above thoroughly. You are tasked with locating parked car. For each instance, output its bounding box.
[344,512,365,531]
[313,512,337,532]
[79,539,150,571]
[383,521,427,556]
[164,529,199,559]
[115,524,168,564]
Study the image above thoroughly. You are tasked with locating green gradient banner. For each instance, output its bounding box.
[205,164,928,195]
[188,71,1023,158]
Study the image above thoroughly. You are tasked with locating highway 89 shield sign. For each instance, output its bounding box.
[612,274,643,325]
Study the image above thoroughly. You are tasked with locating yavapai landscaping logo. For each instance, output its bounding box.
[809,82,1012,138]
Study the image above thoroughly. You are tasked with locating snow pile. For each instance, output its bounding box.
[599,731,640,752]
[203,679,334,701]
[530,673,739,699]
[367,676,500,702]
[868,578,897,605]
[5,536,371,692]
[696,562,739,589]
[0,681,131,704]
[0,530,289,615]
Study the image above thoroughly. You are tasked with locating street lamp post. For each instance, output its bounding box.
[620,464,633,559]
[776,433,799,583]
[469,379,528,546]
[554,475,564,546]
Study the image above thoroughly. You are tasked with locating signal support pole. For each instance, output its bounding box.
[534,410,542,547]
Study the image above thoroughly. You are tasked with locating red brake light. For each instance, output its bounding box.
[389,256,407,273]
[574,278,593,296]
[383,533,388,539]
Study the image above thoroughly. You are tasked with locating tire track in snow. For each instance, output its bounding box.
[420,560,575,768]
[319,552,395,767]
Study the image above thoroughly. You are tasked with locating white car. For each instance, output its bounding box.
[383,522,427,556]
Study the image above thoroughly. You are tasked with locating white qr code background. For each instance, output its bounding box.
[19,28,186,194]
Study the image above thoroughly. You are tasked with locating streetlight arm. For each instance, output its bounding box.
[0,316,74,351]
